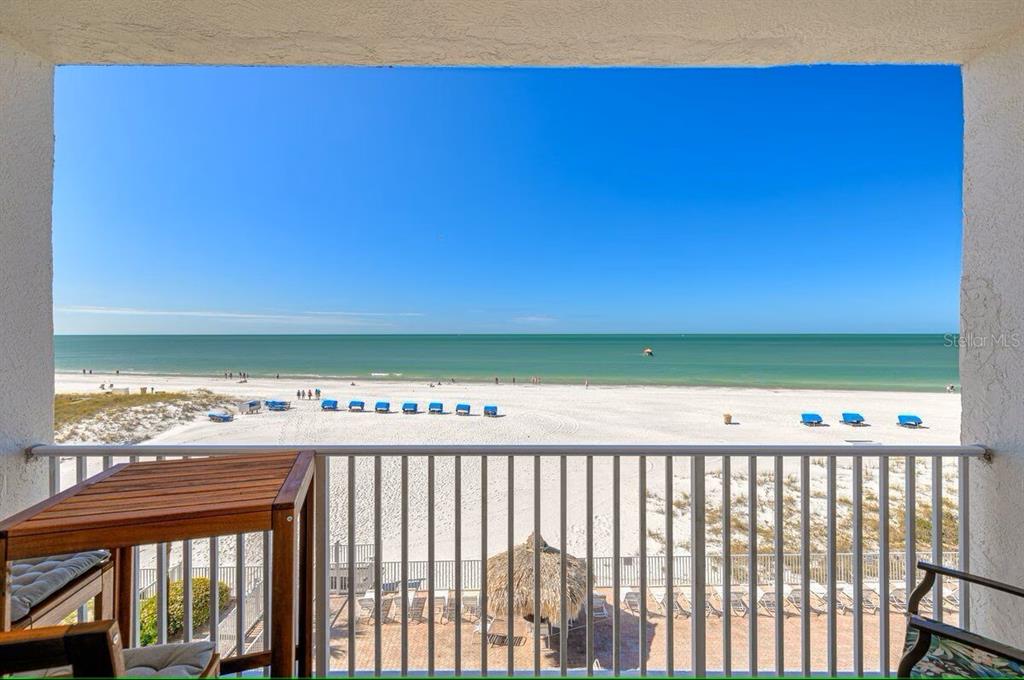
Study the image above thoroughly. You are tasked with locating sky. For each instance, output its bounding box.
[53,65,963,334]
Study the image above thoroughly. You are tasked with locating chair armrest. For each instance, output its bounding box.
[898,614,1024,677]
[915,561,1024,599]
[0,620,124,676]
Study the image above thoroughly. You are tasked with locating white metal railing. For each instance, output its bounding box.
[31,443,984,676]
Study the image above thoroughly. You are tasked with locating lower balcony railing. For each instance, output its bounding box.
[29,444,984,676]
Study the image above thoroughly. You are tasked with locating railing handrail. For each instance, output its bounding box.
[27,442,989,457]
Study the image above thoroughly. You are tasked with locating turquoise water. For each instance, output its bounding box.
[54,334,959,392]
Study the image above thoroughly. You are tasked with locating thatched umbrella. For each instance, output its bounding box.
[485,533,587,625]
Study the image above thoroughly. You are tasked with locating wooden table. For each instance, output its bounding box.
[0,451,315,678]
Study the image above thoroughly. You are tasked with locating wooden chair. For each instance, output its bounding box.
[1,550,115,631]
[0,620,219,677]
[898,561,1024,678]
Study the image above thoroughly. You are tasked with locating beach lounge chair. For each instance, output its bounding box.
[456,403,471,416]
[484,405,498,417]
[348,400,365,411]
[801,413,824,426]
[622,590,643,616]
[462,593,481,622]
[786,587,827,615]
[207,410,233,422]
[266,400,290,411]
[408,596,427,624]
[375,401,390,413]
[0,620,219,678]
[590,593,609,620]
[428,402,443,414]
[320,399,338,411]
[652,587,691,619]
[724,589,750,617]
[841,412,865,425]
[402,402,417,414]
[898,414,923,427]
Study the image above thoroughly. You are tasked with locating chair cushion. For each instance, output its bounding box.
[9,550,109,622]
[122,641,215,677]
[903,627,1024,677]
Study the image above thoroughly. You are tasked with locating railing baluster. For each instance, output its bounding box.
[853,456,864,676]
[773,455,783,677]
[427,455,435,677]
[722,455,732,677]
[183,539,193,642]
[401,456,409,675]
[612,456,621,676]
[958,454,970,629]
[800,455,810,676]
[132,455,140,647]
[586,454,594,676]
[236,533,245,660]
[374,455,382,676]
[827,456,835,675]
[880,456,890,675]
[315,455,329,677]
[210,536,219,651]
[748,455,758,676]
[639,455,648,677]
[508,455,515,675]
[48,455,59,495]
[262,530,271,676]
[559,454,567,676]
[481,455,489,676]
[157,540,168,644]
[533,454,541,676]
[665,455,674,676]
[454,455,462,677]
[76,457,87,622]
[691,455,706,678]
[932,455,943,622]
[906,455,916,601]
[348,456,356,677]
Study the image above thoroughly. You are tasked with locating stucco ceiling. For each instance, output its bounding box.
[1,0,1023,66]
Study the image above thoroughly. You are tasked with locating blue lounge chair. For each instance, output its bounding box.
[348,400,365,411]
[456,403,471,416]
[484,405,498,417]
[321,399,338,411]
[266,400,290,412]
[428,402,443,414]
[207,410,233,423]
[898,414,923,428]
[402,402,417,414]
[801,413,823,426]
[841,412,865,425]
[375,401,391,413]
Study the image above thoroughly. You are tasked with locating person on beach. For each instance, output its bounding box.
[276,373,280,379]
[315,388,321,399]
[297,389,302,400]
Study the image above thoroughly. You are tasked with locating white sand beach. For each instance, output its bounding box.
[55,372,962,568]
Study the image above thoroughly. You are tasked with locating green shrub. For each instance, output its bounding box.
[139,577,231,646]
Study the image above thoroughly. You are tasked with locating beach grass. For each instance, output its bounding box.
[54,391,204,429]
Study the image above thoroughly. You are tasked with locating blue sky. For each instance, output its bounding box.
[53,65,963,334]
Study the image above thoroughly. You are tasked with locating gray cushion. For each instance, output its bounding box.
[122,641,215,677]
[9,548,110,622]
[9,550,109,622]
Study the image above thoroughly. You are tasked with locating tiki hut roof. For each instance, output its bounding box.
[485,533,587,625]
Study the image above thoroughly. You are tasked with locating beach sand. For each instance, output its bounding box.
[55,372,961,567]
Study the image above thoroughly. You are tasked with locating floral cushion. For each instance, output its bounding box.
[904,627,1024,678]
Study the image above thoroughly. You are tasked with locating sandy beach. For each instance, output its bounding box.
[55,372,962,568]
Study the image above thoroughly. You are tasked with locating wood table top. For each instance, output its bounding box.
[0,451,314,560]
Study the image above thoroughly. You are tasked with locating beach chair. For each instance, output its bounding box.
[440,596,460,624]
[0,620,219,678]
[348,400,365,411]
[207,410,233,422]
[484,405,498,417]
[622,590,643,616]
[428,402,443,414]
[898,414,923,428]
[652,587,690,618]
[320,399,338,411]
[266,400,289,411]
[408,596,427,624]
[590,593,609,620]
[357,596,377,623]
[456,403,471,416]
[786,587,827,615]
[462,593,481,622]
[705,592,724,618]
[402,402,417,414]
[841,412,865,425]
[801,413,824,426]
[724,589,750,618]
[375,401,390,413]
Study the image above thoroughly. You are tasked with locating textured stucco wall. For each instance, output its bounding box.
[0,38,52,517]
[0,0,1023,66]
[962,26,1024,645]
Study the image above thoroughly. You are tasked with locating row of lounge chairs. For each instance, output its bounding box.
[801,412,924,427]
[321,400,498,416]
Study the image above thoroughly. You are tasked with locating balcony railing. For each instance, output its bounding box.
[30,443,984,676]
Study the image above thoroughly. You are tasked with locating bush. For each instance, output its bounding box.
[139,577,231,646]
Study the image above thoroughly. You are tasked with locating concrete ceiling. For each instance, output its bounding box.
[1,0,1023,66]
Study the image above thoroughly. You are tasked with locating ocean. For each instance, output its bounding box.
[54,334,959,392]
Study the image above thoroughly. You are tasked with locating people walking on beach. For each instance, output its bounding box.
[315,388,321,399]
[297,389,302,400]
[276,373,280,379]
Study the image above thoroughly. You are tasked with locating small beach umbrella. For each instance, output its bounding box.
[485,533,587,625]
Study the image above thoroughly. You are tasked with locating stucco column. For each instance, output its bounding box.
[0,38,53,517]
[961,27,1024,644]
